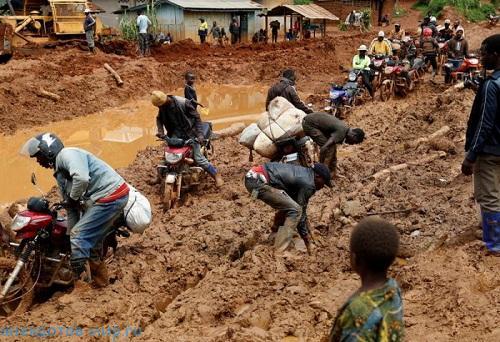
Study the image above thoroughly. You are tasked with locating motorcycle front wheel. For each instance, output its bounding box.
[0,257,34,317]
[162,182,176,211]
[379,81,393,102]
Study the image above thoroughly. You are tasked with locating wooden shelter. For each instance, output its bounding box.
[264,3,339,39]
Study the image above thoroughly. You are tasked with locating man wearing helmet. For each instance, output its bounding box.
[151,91,224,187]
[439,19,454,41]
[420,27,439,79]
[352,45,374,97]
[83,9,96,54]
[445,27,469,83]
[20,133,131,286]
[428,16,438,37]
[369,31,392,56]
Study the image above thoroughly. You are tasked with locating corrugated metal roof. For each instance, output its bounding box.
[166,0,263,11]
[267,4,339,21]
[114,0,263,14]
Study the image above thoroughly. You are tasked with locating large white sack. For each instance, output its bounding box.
[260,121,287,141]
[257,112,272,131]
[254,132,278,158]
[268,96,296,120]
[124,185,152,234]
[275,107,306,136]
[239,123,261,149]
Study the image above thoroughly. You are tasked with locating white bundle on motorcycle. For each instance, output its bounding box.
[123,185,152,234]
[239,123,261,149]
[257,97,307,139]
[253,132,278,158]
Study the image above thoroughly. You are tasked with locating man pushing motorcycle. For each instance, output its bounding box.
[151,90,224,187]
[20,133,130,287]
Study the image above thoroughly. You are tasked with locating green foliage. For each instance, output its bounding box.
[393,5,408,18]
[119,4,159,41]
[294,0,312,4]
[339,22,347,31]
[412,0,497,22]
[360,8,371,32]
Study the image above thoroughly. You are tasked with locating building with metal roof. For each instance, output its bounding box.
[264,3,339,39]
[115,0,263,42]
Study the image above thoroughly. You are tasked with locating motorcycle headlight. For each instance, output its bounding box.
[331,92,339,99]
[165,152,183,164]
[11,214,31,232]
[469,58,478,65]
[348,72,357,82]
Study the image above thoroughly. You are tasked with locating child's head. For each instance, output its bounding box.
[350,217,399,275]
[185,71,195,85]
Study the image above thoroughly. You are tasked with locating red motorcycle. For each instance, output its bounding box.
[369,54,387,91]
[444,54,481,84]
[379,59,415,101]
[158,123,213,211]
[0,176,129,317]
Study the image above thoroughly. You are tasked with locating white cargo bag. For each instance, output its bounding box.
[253,132,277,158]
[268,96,296,120]
[123,185,152,234]
[239,123,261,149]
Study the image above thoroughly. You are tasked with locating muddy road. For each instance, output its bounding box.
[0,22,499,341]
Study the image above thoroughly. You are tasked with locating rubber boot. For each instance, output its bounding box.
[482,211,500,253]
[271,211,286,233]
[274,225,294,252]
[71,260,92,292]
[89,260,109,288]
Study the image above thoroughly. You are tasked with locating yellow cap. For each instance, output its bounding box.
[151,91,167,107]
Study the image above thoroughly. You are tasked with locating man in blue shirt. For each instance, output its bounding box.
[83,9,96,54]
[462,34,500,253]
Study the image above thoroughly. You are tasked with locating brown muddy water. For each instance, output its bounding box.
[0,84,266,203]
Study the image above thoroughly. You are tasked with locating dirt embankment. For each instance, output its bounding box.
[0,32,374,135]
[3,78,498,341]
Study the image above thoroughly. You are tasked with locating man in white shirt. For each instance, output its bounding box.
[136,10,152,56]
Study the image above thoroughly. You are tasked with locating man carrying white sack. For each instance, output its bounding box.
[266,69,313,114]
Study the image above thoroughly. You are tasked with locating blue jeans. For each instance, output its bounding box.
[70,195,128,265]
[192,142,215,175]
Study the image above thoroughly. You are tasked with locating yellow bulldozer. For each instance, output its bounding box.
[0,0,103,60]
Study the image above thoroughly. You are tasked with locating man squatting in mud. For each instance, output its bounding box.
[461,34,500,253]
[245,162,332,253]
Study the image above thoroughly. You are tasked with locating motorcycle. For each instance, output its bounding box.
[325,71,364,118]
[379,59,415,101]
[0,174,129,317]
[157,122,213,211]
[369,54,387,91]
[436,37,449,74]
[444,54,481,84]
[272,136,317,168]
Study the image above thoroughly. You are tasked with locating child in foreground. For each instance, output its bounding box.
[329,217,404,341]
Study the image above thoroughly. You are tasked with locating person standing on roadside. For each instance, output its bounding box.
[210,21,221,45]
[270,20,280,43]
[198,18,208,44]
[83,9,96,54]
[461,34,500,253]
[137,10,152,57]
[229,17,240,45]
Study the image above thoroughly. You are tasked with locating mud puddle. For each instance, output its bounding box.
[0,84,266,203]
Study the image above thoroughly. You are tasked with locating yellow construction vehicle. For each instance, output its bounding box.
[0,0,103,59]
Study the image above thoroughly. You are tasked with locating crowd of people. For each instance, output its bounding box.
[26,7,492,339]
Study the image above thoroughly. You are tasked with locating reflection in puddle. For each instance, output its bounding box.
[0,84,266,203]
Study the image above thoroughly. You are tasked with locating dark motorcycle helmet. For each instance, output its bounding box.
[27,197,50,213]
[20,133,64,165]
